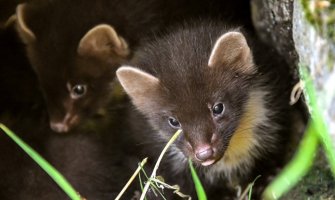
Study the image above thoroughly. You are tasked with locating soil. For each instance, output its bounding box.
[282,149,335,200]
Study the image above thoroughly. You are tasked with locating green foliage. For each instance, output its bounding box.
[302,0,335,40]
[262,122,318,200]
[262,66,335,199]
[248,175,261,200]
[0,124,83,200]
[189,159,207,200]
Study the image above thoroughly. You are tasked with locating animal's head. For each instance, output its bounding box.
[15,4,129,133]
[117,30,269,173]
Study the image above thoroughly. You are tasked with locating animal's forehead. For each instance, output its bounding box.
[135,27,243,94]
[159,64,236,94]
[161,77,226,112]
[157,69,250,118]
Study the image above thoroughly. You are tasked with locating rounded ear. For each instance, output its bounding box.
[208,31,255,73]
[3,14,17,28]
[16,3,36,43]
[116,66,161,112]
[78,24,129,61]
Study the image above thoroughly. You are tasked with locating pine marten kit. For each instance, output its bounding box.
[0,0,302,199]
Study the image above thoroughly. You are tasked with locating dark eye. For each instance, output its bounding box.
[212,103,225,116]
[71,84,87,99]
[168,117,181,129]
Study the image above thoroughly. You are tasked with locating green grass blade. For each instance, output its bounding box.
[138,170,148,200]
[263,65,335,199]
[0,123,82,200]
[139,170,144,191]
[149,180,167,200]
[262,122,318,200]
[300,67,335,174]
[248,175,261,200]
[188,159,207,200]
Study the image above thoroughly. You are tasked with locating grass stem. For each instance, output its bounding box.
[139,129,182,200]
[115,158,148,200]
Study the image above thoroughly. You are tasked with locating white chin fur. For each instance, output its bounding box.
[201,160,216,166]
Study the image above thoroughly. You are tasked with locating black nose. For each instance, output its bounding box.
[195,146,214,161]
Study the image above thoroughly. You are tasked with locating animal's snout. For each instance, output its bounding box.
[195,145,214,162]
[49,113,79,133]
[50,122,69,133]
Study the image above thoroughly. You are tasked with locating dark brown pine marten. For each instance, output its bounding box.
[0,98,149,200]
[0,26,139,198]
[117,21,294,199]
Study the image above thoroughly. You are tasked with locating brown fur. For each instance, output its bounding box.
[13,0,252,133]
[117,21,293,199]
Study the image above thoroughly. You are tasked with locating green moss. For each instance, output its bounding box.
[301,0,335,42]
[327,50,335,71]
[300,0,335,71]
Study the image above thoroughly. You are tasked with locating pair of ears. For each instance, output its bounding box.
[15,3,255,108]
[15,3,129,60]
[116,29,255,111]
